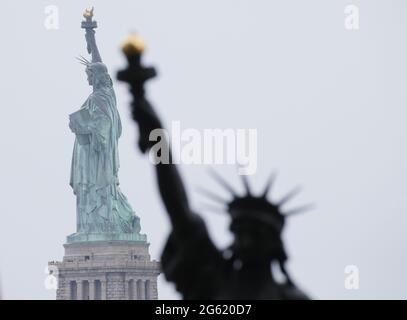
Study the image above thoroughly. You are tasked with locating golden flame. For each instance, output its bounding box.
[121,33,146,55]
[83,7,94,19]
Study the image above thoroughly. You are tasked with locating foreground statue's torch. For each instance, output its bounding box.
[117,33,158,152]
[117,33,157,97]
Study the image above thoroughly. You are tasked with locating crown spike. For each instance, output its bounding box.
[240,175,251,195]
[277,186,302,207]
[79,55,91,64]
[208,169,237,196]
[196,187,228,204]
[76,56,90,65]
[262,171,277,198]
[283,203,315,216]
[76,56,86,63]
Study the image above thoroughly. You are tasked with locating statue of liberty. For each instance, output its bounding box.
[67,8,143,242]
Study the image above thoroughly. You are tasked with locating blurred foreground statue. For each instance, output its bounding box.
[118,35,310,299]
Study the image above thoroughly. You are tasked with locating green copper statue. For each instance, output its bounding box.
[67,8,143,243]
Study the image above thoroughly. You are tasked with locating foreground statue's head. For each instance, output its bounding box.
[228,193,285,262]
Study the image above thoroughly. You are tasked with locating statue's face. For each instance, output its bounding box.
[85,68,93,85]
[85,63,110,87]
[230,214,284,262]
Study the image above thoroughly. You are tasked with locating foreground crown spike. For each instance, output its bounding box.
[208,169,238,196]
[240,174,252,195]
[262,171,277,198]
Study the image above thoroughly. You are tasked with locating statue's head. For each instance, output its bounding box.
[227,193,286,263]
[204,172,310,264]
[77,56,112,88]
[85,62,112,88]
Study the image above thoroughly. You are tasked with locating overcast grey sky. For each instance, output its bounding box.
[0,0,406,299]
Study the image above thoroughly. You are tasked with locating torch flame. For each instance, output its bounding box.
[121,33,146,55]
[83,7,94,19]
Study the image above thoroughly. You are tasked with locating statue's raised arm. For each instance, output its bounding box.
[118,32,313,300]
[82,7,102,63]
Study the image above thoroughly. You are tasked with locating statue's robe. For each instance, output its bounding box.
[69,86,140,234]
[161,215,309,300]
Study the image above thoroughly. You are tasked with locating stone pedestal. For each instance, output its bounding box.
[49,240,160,300]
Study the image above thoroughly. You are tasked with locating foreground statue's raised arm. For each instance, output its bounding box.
[142,104,194,231]
[117,35,197,232]
[117,33,311,300]
[117,36,225,299]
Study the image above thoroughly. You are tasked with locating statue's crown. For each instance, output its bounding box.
[200,170,313,228]
[227,194,284,227]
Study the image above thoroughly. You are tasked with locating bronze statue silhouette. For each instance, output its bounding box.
[117,35,310,299]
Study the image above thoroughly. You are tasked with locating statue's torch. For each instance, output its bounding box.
[117,33,159,153]
[82,7,97,29]
[117,33,157,96]
[81,7,98,56]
